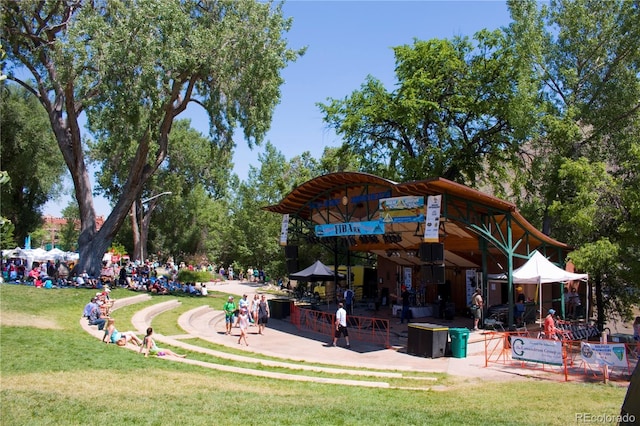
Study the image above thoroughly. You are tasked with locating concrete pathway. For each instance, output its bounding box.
[81,281,560,387]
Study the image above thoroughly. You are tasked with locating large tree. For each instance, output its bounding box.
[507,0,640,327]
[91,119,233,262]
[2,0,301,275]
[0,85,66,245]
[318,30,539,190]
[227,142,319,279]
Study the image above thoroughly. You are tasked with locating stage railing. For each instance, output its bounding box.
[290,303,390,348]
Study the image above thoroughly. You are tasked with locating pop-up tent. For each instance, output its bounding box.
[289,260,345,282]
[289,260,346,307]
[487,250,589,322]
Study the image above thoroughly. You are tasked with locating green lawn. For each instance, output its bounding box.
[0,284,628,425]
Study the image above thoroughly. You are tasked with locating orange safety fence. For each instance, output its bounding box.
[483,330,638,382]
[290,302,390,348]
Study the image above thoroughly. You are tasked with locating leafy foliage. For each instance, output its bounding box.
[318,31,538,189]
[1,0,302,274]
[0,85,66,244]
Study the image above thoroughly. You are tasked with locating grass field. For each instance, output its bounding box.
[0,284,629,425]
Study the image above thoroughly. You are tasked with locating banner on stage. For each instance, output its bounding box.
[279,214,289,246]
[423,195,442,242]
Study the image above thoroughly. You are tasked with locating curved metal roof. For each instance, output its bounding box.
[264,172,568,265]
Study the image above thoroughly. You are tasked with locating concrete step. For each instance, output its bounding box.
[131,299,182,333]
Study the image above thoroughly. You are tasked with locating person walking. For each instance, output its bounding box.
[250,294,260,326]
[471,287,483,331]
[223,296,236,335]
[236,308,250,346]
[332,302,351,349]
[257,295,270,335]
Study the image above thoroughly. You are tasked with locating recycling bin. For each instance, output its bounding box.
[407,323,449,358]
[449,327,470,358]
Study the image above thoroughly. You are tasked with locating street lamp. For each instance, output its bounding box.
[139,191,172,264]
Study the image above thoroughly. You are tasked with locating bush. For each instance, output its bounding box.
[176,269,215,283]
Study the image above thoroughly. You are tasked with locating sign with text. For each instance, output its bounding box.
[279,214,289,246]
[315,220,385,237]
[511,336,563,366]
[580,342,628,368]
[423,195,442,242]
[378,196,425,223]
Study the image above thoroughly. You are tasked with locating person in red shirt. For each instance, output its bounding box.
[544,309,558,339]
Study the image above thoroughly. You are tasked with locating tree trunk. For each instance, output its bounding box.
[594,275,605,332]
[132,203,142,263]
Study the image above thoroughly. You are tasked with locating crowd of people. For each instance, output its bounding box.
[222,293,271,345]
[3,255,272,298]
[2,258,70,287]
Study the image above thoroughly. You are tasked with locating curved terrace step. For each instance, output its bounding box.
[80,298,398,388]
[176,306,402,379]
[130,299,182,333]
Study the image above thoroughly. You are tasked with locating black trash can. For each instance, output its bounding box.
[407,323,449,358]
[268,299,291,319]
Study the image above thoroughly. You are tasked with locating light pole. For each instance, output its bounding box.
[139,191,172,264]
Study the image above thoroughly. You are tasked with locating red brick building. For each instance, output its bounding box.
[42,215,105,249]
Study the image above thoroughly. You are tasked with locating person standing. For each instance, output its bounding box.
[236,308,250,346]
[344,287,354,315]
[472,287,483,331]
[544,309,558,339]
[250,294,260,326]
[400,286,410,324]
[223,296,236,335]
[257,295,270,335]
[332,302,351,349]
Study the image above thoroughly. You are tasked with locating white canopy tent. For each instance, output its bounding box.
[487,250,589,323]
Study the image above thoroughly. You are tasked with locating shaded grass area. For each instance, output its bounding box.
[0,284,628,425]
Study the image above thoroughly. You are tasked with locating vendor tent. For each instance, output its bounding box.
[289,260,345,282]
[487,250,589,322]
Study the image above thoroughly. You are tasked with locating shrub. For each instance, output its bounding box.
[176,269,215,283]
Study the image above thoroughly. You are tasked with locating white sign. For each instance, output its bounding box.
[580,342,628,368]
[511,336,563,366]
[279,214,289,246]
[403,267,412,290]
[423,195,442,242]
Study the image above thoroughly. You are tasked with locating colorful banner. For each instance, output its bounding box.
[315,220,385,237]
[279,214,289,246]
[423,195,442,242]
[511,336,563,366]
[378,196,425,223]
[580,342,628,368]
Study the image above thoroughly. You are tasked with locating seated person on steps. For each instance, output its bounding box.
[140,327,186,358]
[103,318,142,346]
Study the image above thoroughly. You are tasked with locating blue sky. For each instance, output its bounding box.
[44,1,513,217]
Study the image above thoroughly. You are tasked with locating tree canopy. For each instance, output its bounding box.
[1,0,302,275]
[0,85,66,244]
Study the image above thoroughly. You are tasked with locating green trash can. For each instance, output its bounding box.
[449,327,470,358]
